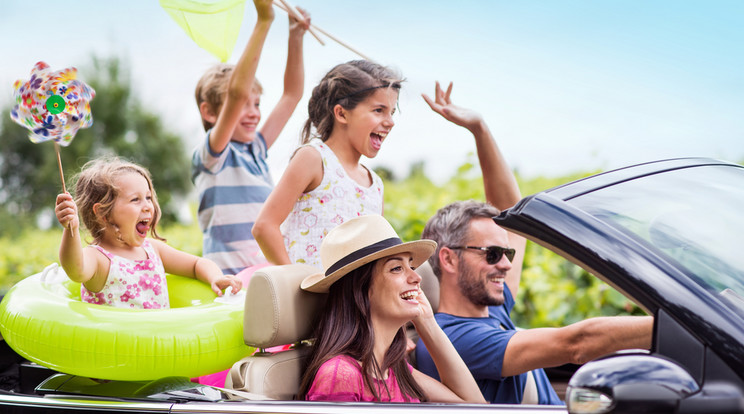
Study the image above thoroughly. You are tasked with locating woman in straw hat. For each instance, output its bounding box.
[298,214,486,403]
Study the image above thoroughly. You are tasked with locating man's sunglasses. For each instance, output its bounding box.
[448,245,516,264]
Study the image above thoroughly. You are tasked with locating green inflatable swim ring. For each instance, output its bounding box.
[0,263,254,381]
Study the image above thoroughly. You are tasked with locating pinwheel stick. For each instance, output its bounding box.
[54,143,67,194]
[54,142,73,234]
[272,0,372,61]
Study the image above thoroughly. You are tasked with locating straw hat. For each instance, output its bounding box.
[301,215,437,293]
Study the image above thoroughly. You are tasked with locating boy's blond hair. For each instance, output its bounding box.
[195,63,264,131]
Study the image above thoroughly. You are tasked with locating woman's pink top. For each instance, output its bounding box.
[305,355,420,402]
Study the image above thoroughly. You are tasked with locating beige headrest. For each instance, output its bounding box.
[417,261,440,312]
[243,264,327,348]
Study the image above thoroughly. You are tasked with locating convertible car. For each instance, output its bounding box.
[0,157,742,414]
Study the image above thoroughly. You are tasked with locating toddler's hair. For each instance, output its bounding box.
[73,157,164,243]
[302,60,403,144]
[195,63,264,131]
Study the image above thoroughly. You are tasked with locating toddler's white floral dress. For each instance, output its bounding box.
[81,240,170,309]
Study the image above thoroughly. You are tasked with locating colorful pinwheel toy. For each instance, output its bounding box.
[10,61,96,192]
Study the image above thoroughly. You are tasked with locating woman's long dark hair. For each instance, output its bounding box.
[298,261,426,402]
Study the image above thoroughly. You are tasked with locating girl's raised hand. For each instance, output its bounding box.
[288,6,311,34]
[422,81,484,131]
[55,193,79,230]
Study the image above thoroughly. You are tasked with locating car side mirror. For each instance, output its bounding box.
[566,352,744,414]
[566,352,697,414]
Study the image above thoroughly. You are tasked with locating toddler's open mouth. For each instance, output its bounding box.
[136,219,150,237]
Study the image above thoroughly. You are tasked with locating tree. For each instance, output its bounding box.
[0,56,191,237]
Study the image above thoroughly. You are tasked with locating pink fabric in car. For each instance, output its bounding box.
[306,355,420,402]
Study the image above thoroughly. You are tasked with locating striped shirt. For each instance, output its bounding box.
[191,132,273,275]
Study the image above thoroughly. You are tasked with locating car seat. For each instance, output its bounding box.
[417,261,439,312]
[225,264,326,400]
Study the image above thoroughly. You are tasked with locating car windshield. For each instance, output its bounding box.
[566,164,744,316]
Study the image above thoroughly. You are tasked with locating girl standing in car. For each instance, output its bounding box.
[252,60,397,269]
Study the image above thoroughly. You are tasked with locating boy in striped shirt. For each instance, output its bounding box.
[191,0,309,275]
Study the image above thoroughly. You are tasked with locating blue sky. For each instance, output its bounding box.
[1,0,742,183]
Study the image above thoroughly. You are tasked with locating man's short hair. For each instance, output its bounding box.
[422,200,501,279]
[194,63,263,131]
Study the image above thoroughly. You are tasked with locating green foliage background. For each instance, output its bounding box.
[0,152,644,328]
[0,57,191,238]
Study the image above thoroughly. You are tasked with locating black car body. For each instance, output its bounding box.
[494,157,744,413]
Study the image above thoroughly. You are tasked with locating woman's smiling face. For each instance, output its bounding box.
[368,252,423,329]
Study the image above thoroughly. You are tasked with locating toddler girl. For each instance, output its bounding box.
[55,157,241,309]
[252,60,402,268]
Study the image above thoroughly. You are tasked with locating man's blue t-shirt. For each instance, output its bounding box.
[415,284,563,405]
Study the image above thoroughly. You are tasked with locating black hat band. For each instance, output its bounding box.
[324,237,402,276]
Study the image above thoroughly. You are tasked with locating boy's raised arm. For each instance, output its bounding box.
[209,0,275,154]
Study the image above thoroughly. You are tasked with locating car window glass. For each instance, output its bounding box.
[568,165,744,315]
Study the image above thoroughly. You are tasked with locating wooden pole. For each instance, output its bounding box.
[272,0,373,61]
[54,142,67,194]
[54,142,72,235]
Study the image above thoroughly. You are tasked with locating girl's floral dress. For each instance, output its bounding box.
[81,240,170,309]
[281,139,384,268]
